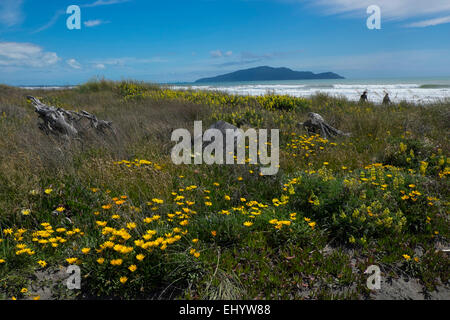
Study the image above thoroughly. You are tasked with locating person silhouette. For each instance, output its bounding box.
[360,90,368,103]
[383,92,391,105]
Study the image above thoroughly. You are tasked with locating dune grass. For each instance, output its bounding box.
[0,80,448,300]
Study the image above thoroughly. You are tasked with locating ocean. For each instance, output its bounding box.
[171,78,450,104]
[19,77,450,104]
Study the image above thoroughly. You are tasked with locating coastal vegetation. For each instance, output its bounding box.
[0,80,448,299]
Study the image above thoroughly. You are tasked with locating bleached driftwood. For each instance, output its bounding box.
[27,96,112,138]
[299,112,351,139]
[193,120,243,149]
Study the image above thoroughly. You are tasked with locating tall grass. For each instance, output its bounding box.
[0,80,448,299]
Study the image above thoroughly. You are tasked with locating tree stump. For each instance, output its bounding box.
[193,120,243,150]
[27,96,113,138]
[299,112,351,139]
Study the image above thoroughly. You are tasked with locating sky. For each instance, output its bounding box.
[0,0,450,85]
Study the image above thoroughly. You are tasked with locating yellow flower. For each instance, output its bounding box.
[243,221,253,227]
[308,222,316,229]
[21,288,28,293]
[33,296,41,300]
[136,254,145,261]
[56,207,65,212]
[81,248,91,254]
[97,258,105,264]
[402,254,411,261]
[96,221,107,227]
[66,258,78,264]
[211,230,217,237]
[414,257,419,262]
[128,265,137,272]
[399,142,407,153]
[110,259,123,266]
[37,260,47,267]
[0,259,6,264]
[224,195,231,201]
[44,188,53,195]
[192,239,199,244]
[237,177,243,181]
[120,276,128,284]
[126,222,137,230]
[194,252,200,258]
[21,209,31,216]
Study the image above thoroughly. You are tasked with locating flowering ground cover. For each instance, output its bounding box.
[0,81,448,299]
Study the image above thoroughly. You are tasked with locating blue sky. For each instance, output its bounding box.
[1,0,450,85]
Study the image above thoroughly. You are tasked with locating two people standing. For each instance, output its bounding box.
[359,90,391,104]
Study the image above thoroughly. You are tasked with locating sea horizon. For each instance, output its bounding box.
[12,76,450,104]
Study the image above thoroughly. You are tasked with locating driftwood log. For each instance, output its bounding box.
[193,120,242,149]
[27,96,112,138]
[190,121,243,162]
[299,112,351,139]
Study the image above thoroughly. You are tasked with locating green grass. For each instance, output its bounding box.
[0,80,448,300]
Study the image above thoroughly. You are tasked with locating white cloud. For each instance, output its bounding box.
[0,42,59,67]
[83,0,131,8]
[210,50,233,58]
[92,57,167,66]
[302,0,450,20]
[67,59,82,69]
[94,63,106,69]
[32,10,65,34]
[210,50,223,58]
[84,20,110,27]
[405,15,450,27]
[0,0,24,27]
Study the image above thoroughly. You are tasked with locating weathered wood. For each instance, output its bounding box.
[27,96,112,138]
[193,120,243,149]
[299,112,351,139]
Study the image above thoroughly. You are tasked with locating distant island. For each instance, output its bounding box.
[195,66,344,83]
